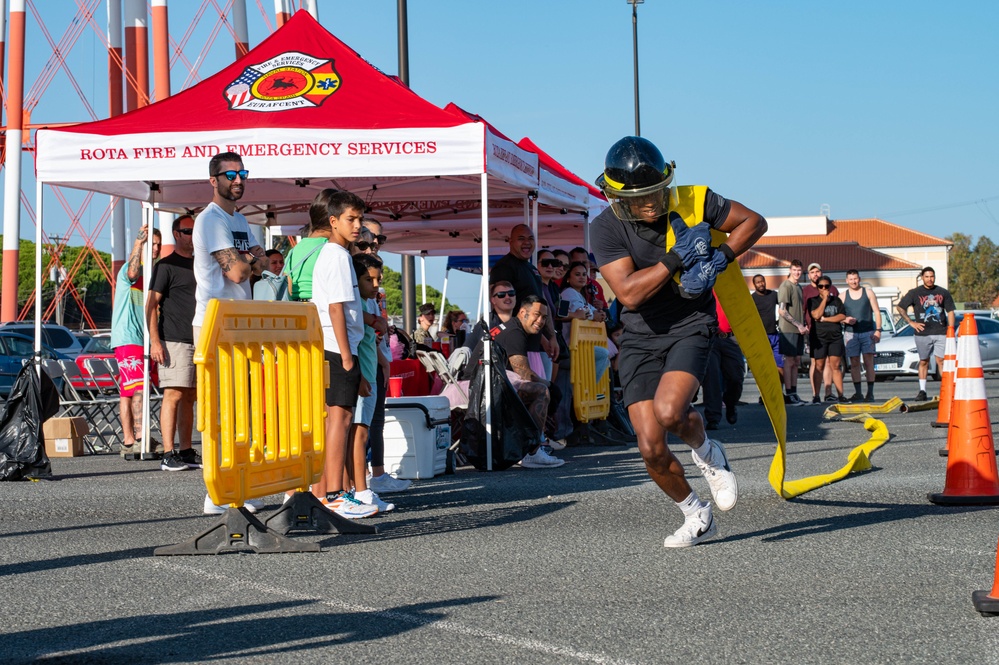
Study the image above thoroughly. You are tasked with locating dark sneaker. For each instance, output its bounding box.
[848,392,864,403]
[160,451,188,472]
[865,392,875,403]
[812,396,821,404]
[725,403,738,424]
[119,442,136,458]
[179,448,203,469]
[825,394,837,402]
[837,394,851,403]
[915,390,928,402]
[705,420,720,431]
[788,394,804,406]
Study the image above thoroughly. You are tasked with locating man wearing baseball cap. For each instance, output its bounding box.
[412,302,437,345]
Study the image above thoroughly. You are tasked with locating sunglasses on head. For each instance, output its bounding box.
[355,240,378,251]
[176,228,194,236]
[492,289,516,299]
[214,169,249,181]
[540,258,562,268]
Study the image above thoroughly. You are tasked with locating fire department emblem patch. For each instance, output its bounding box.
[224,51,341,112]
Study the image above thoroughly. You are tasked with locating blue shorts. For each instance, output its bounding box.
[844,330,876,358]
[768,334,784,368]
[354,390,375,426]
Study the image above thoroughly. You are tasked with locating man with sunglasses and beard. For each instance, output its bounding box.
[192,151,267,514]
[591,136,766,548]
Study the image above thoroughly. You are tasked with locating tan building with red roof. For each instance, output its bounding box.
[742,216,951,308]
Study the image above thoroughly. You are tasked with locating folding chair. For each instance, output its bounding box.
[54,359,119,453]
[416,348,468,406]
[82,357,119,396]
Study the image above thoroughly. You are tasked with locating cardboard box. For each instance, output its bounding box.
[42,416,89,458]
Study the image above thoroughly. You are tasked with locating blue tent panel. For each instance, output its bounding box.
[445,255,504,275]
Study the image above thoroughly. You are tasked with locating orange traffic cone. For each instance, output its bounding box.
[932,325,956,430]
[928,314,999,505]
[973,535,999,616]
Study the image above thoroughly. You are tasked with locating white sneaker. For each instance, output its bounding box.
[546,438,567,452]
[691,439,738,511]
[663,504,717,548]
[520,447,565,469]
[203,494,264,515]
[328,492,379,519]
[354,488,395,513]
[368,473,412,494]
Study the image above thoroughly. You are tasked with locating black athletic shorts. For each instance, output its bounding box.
[810,335,844,360]
[617,324,714,408]
[779,331,804,357]
[325,351,361,408]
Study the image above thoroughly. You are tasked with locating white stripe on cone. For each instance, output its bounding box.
[954,377,987,401]
[957,333,983,369]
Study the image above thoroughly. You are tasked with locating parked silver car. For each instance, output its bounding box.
[871,310,999,380]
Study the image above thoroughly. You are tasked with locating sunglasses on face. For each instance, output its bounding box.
[540,258,562,268]
[355,241,378,251]
[176,228,194,235]
[372,234,387,244]
[214,169,249,181]
[817,284,831,289]
[491,289,516,299]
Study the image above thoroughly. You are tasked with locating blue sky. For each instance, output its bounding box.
[12,1,999,316]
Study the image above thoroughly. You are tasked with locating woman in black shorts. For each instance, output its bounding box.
[807,276,848,403]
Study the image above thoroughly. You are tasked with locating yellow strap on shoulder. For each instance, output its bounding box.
[665,191,889,498]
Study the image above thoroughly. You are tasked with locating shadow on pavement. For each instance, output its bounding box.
[5,596,499,663]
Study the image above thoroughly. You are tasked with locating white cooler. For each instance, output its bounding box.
[383,396,451,479]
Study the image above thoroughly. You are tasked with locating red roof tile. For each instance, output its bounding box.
[761,219,951,248]
[742,242,922,272]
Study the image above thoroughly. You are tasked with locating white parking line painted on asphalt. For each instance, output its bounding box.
[152,560,646,665]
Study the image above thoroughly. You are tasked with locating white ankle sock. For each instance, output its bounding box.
[354,488,374,503]
[692,439,711,460]
[676,491,705,517]
[919,379,927,391]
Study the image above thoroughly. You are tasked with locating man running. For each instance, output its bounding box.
[591,136,766,548]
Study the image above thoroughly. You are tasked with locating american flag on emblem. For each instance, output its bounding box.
[226,67,261,107]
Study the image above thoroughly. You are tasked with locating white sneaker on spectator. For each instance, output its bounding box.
[546,438,567,452]
[203,494,264,515]
[368,473,412,494]
[354,488,395,513]
[328,492,378,519]
[521,447,565,469]
[691,439,738,511]
[663,503,717,548]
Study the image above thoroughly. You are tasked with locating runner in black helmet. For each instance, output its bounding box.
[590,136,767,548]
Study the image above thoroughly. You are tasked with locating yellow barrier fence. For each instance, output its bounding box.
[155,299,361,556]
[569,319,611,423]
[198,299,328,507]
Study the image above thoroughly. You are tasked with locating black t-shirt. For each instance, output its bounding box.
[460,315,540,380]
[806,294,845,341]
[752,290,779,335]
[590,188,730,337]
[149,252,196,344]
[802,282,839,327]
[490,253,545,309]
[898,285,955,336]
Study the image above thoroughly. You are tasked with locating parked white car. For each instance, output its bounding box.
[871,310,999,380]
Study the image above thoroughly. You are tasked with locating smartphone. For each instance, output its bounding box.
[557,300,571,318]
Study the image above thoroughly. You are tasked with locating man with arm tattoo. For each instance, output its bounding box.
[111,224,161,458]
[191,151,266,515]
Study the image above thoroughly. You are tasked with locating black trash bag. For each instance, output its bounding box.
[0,362,60,481]
[461,342,540,471]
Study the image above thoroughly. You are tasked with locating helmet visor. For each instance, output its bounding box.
[603,182,676,223]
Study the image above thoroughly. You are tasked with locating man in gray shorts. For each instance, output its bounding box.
[842,269,882,402]
[147,214,201,472]
[896,266,956,401]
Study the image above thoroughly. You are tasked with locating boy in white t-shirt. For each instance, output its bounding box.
[309,189,377,520]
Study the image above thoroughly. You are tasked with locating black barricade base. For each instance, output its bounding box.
[153,506,320,555]
[264,491,378,536]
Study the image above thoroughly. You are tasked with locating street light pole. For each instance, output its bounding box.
[628,0,643,136]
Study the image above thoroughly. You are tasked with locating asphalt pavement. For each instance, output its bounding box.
[3,375,999,664]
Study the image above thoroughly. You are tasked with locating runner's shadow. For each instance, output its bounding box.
[716,498,991,544]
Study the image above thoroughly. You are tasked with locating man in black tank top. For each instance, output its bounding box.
[842,269,883,402]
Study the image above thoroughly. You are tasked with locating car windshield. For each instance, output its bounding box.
[83,336,113,354]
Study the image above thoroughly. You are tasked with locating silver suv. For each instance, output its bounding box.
[0,322,85,358]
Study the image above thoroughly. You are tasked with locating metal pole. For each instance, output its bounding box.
[398,0,416,333]
[631,1,641,136]
[2,0,25,323]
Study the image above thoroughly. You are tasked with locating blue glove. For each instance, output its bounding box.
[678,247,730,299]
[668,214,712,269]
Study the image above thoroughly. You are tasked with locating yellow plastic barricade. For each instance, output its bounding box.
[569,319,611,423]
[155,299,373,556]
